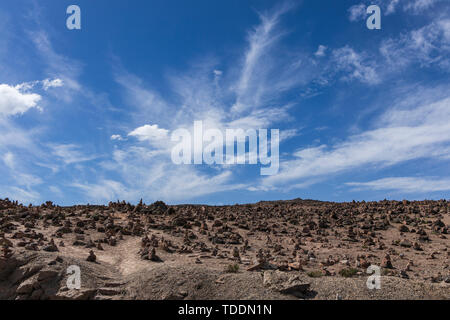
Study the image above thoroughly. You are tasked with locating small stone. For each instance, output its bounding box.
[86,250,96,262]
[400,270,409,279]
[149,247,162,262]
[43,239,58,252]
[405,261,413,271]
[399,239,412,248]
[381,254,393,269]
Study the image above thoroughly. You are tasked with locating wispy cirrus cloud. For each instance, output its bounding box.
[262,87,450,189]
[114,68,170,124]
[331,46,381,85]
[49,144,99,165]
[348,0,444,18]
[100,3,306,202]
[2,152,43,189]
[29,30,82,93]
[106,2,450,202]
[348,4,367,21]
[90,145,246,203]
[380,18,450,71]
[1,151,43,202]
[346,176,450,193]
[404,0,443,14]
[232,3,292,113]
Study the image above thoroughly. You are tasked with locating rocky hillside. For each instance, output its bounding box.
[0,198,449,300]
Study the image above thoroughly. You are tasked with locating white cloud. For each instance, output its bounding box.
[42,78,63,90]
[30,31,81,91]
[347,0,441,17]
[15,173,43,189]
[235,11,281,98]
[1,151,43,191]
[1,186,41,203]
[386,0,400,15]
[280,128,301,141]
[15,78,64,91]
[346,176,450,193]
[0,117,39,152]
[114,70,170,124]
[111,134,124,141]
[348,4,367,21]
[49,185,63,197]
[332,46,380,84]
[231,3,303,114]
[0,83,42,116]
[157,169,246,201]
[50,144,97,164]
[404,0,440,13]
[74,162,245,203]
[3,151,15,169]
[380,18,450,71]
[315,45,327,57]
[128,124,169,143]
[71,179,133,203]
[227,106,291,129]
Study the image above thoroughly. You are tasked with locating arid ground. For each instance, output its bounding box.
[0,198,448,300]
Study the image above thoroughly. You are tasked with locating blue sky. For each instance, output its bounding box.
[0,0,449,205]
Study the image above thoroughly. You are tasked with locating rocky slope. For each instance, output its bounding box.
[0,198,449,300]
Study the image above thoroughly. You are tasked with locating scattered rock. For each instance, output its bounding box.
[87,250,97,262]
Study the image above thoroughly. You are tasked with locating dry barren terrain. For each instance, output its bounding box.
[0,198,449,300]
